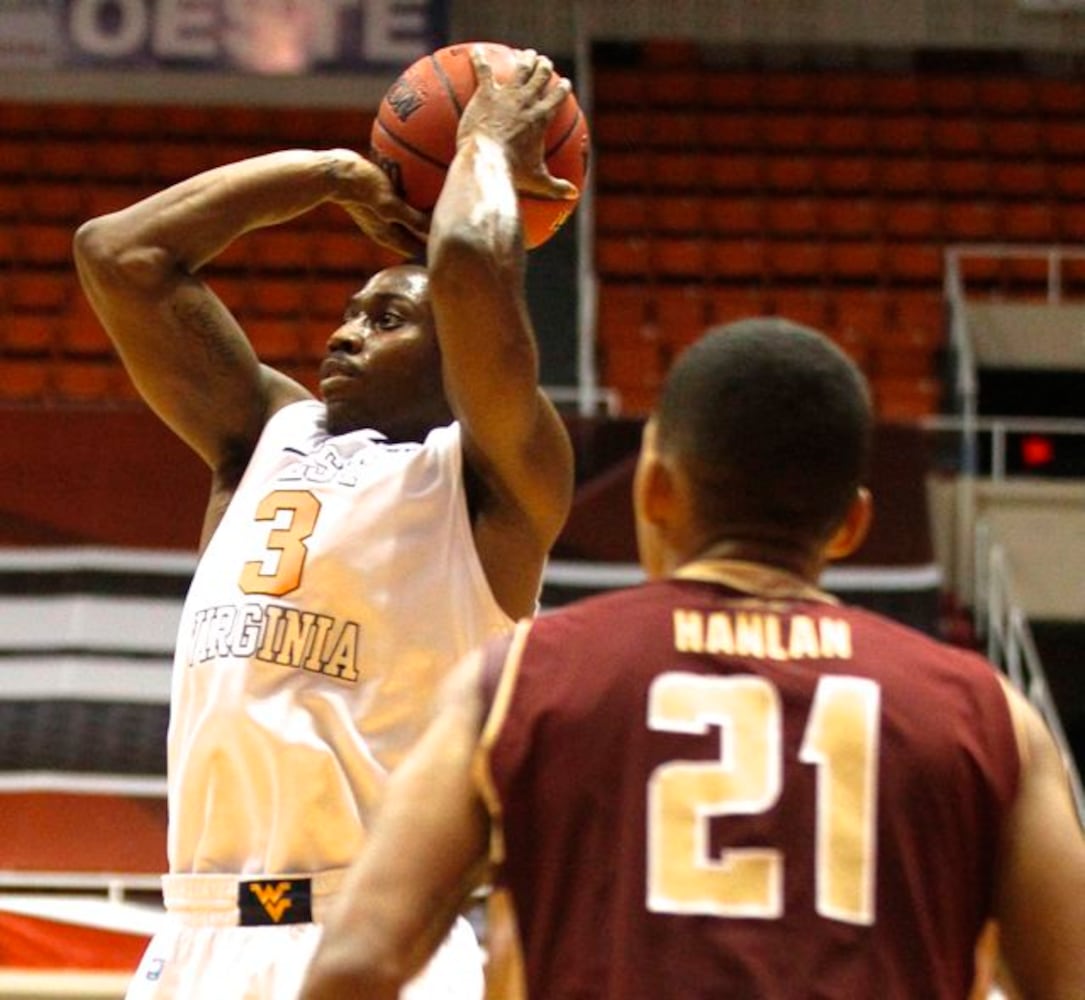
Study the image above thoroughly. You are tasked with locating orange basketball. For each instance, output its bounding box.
[370,41,590,249]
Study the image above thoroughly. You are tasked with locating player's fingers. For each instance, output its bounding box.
[537,76,572,116]
[375,222,427,259]
[519,169,579,202]
[470,46,495,90]
[386,201,430,241]
[525,54,554,96]
[512,48,538,85]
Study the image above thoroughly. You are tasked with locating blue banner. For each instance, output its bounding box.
[51,0,448,74]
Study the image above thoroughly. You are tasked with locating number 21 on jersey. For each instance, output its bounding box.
[647,672,880,926]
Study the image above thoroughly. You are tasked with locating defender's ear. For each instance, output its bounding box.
[825,487,873,561]
[639,450,678,528]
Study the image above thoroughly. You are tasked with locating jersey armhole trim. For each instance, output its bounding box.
[473,618,533,867]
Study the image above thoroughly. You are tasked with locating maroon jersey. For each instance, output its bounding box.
[479,561,1019,1000]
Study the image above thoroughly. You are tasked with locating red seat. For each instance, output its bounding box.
[767,240,826,283]
[991,161,1049,198]
[886,242,944,286]
[654,196,708,235]
[593,68,648,108]
[866,75,922,113]
[976,77,1035,116]
[821,197,879,238]
[593,110,648,148]
[942,201,998,241]
[832,289,889,343]
[594,194,649,235]
[9,271,71,311]
[879,157,936,195]
[600,338,667,416]
[645,110,701,148]
[592,151,649,189]
[765,197,820,237]
[1043,120,1085,158]
[1000,202,1058,243]
[60,305,114,356]
[707,287,770,326]
[652,285,709,351]
[771,287,832,330]
[892,290,946,346]
[816,72,870,112]
[919,75,977,114]
[873,375,942,422]
[703,113,759,151]
[596,282,652,347]
[826,241,885,283]
[0,358,51,401]
[4,313,57,353]
[251,277,307,317]
[705,196,763,236]
[814,115,873,153]
[704,71,760,110]
[764,156,817,193]
[761,114,815,151]
[1034,78,1085,117]
[650,151,705,191]
[760,72,817,110]
[18,224,73,266]
[596,236,651,279]
[820,156,877,194]
[883,199,941,240]
[705,152,760,191]
[648,69,701,107]
[1058,203,1085,243]
[987,119,1043,158]
[708,239,766,282]
[245,318,302,362]
[1053,163,1085,199]
[871,116,928,154]
[54,359,118,402]
[932,158,991,196]
[929,118,987,156]
[652,237,709,279]
[27,182,86,223]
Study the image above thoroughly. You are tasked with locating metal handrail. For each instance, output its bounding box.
[974,520,1085,823]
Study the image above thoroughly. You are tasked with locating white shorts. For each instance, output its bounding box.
[125,871,484,1000]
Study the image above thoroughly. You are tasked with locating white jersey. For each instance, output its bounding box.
[167,400,513,876]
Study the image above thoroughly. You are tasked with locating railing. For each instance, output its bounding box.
[973,519,1085,823]
[942,242,1085,480]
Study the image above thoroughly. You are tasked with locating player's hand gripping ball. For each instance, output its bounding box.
[371,41,591,249]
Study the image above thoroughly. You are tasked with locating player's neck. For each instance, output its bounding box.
[681,535,823,585]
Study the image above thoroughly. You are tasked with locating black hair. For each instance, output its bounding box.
[655,317,873,541]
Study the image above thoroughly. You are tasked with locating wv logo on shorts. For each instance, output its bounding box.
[239,877,313,925]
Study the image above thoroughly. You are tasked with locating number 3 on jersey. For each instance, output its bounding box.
[647,672,880,926]
[239,490,322,596]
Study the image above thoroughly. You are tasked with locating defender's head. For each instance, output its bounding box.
[634,317,874,579]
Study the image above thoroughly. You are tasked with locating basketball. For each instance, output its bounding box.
[371,41,590,249]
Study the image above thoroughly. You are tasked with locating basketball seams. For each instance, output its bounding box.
[372,118,449,171]
[545,106,583,158]
[430,53,466,118]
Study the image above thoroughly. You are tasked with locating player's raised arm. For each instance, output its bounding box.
[425,47,577,619]
[73,149,427,478]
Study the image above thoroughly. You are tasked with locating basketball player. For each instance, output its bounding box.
[300,319,1085,1000]
[73,48,577,999]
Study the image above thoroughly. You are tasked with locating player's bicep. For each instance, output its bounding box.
[994,689,1085,996]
